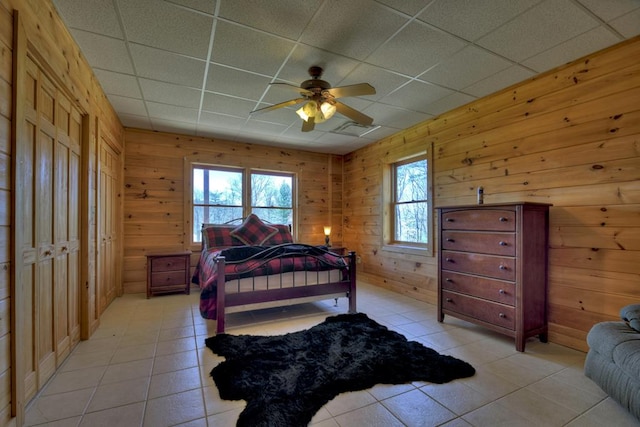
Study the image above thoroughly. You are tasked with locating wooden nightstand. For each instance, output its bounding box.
[327,246,347,255]
[146,251,192,298]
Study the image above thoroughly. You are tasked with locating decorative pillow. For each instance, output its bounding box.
[621,304,640,333]
[202,225,242,249]
[263,224,294,245]
[230,214,278,246]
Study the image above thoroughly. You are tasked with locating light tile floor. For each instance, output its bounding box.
[24,282,640,427]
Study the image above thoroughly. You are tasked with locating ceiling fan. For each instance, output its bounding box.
[250,66,376,132]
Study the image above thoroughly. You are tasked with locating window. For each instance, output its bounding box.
[191,165,294,243]
[384,152,432,255]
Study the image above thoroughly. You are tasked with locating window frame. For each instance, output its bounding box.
[186,162,296,248]
[382,149,433,256]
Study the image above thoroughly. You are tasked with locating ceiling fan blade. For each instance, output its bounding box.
[270,82,314,96]
[250,98,306,115]
[334,101,374,126]
[301,116,315,132]
[327,83,376,99]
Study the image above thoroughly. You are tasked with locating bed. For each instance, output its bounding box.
[192,214,357,333]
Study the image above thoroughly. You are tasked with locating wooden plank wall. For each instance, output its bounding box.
[0,0,124,423]
[343,36,640,352]
[122,129,342,294]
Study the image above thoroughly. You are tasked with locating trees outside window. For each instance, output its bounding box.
[387,154,432,253]
[192,166,294,242]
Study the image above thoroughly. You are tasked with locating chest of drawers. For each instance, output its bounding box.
[146,251,192,298]
[437,203,551,351]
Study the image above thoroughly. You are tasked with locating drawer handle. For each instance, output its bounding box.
[499,289,505,294]
[499,217,508,222]
[499,241,507,246]
[499,313,506,318]
[446,238,455,242]
[445,278,453,282]
[446,298,453,303]
[446,218,455,222]
[499,264,507,270]
[445,258,455,263]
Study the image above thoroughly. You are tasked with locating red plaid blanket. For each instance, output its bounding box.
[194,244,349,319]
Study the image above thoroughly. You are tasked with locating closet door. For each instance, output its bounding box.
[16,55,82,403]
[98,140,121,315]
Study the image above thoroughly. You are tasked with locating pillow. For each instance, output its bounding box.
[263,224,294,245]
[230,214,278,246]
[202,225,239,249]
[621,304,640,333]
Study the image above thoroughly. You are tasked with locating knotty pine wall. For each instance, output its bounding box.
[1,0,125,424]
[343,36,640,352]
[122,128,343,294]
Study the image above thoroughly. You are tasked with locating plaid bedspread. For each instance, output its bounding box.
[194,244,349,319]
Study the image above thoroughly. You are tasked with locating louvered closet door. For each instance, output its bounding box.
[18,55,82,403]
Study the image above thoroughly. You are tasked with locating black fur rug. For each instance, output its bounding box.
[205,312,475,427]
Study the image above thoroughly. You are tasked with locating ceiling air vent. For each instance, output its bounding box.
[330,121,380,137]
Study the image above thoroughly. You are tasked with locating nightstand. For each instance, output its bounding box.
[146,251,192,298]
[327,246,347,255]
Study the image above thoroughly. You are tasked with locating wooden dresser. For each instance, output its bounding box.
[146,251,192,298]
[437,202,551,351]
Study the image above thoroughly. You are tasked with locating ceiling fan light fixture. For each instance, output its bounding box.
[296,101,317,122]
[320,101,336,120]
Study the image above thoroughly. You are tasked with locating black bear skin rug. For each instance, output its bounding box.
[205,312,475,427]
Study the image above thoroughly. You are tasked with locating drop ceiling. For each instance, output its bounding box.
[52,0,640,154]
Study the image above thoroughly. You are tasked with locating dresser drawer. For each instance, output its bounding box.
[442,209,515,231]
[151,256,187,272]
[442,231,515,256]
[441,271,515,305]
[442,250,515,281]
[442,291,515,330]
[151,270,187,286]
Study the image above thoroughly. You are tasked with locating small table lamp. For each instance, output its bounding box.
[323,226,331,247]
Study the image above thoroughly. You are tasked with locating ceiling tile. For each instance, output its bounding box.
[367,21,468,76]
[424,92,476,116]
[205,65,272,101]
[107,95,147,116]
[147,102,199,124]
[151,118,197,136]
[94,69,141,98]
[219,0,322,39]
[463,65,535,98]
[119,113,151,129]
[522,26,622,72]
[139,79,202,108]
[382,80,454,113]
[55,0,123,38]
[338,63,411,101]
[211,21,296,75]
[420,45,513,90]
[419,0,541,41]
[201,93,256,118]
[118,0,213,59]
[129,44,206,88]
[609,7,640,37]
[70,30,133,74]
[198,111,246,129]
[577,0,640,22]
[300,0,408,60]
[375,0,433,16]
[363,103,432,129]
[275,44,361,85]
[170,0,218,14]
[477,0,601,62]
